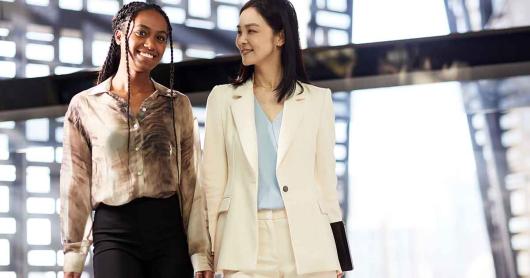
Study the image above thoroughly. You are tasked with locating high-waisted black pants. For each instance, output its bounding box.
[92,194,193,278]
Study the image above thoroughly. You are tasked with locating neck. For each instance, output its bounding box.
[254,54,282,89]
[112,62,153,96]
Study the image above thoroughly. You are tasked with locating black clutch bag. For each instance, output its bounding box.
[330,221,353,271]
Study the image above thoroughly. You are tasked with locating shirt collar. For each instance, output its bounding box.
[87,76,179,98]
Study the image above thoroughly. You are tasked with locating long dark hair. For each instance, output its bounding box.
[97,2,180,181]
[232,0,309,103]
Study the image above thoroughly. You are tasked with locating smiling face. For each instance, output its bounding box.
[115,9,168,73]
[236,7,284,67]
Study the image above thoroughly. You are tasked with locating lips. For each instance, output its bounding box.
[136,50,158,59]
[240,49,253,55]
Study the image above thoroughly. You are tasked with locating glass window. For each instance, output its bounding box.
[59,36,83,64]
[161,47,183,63]
[25,64,50,78]
[185,47,215,59]
[327,29,349,46]
[27,250,55,266]
[0,61,16,78]
[163,7,186,24]
[54,66,83,75]
[0,41,16,57]
[87,0,119,15]
[0,271,16,278]
[188,0,210,18]
[26,166,51,194]
[26,25,54,42]
[0,186,9,212]
[0,121,15,129]
[217,5,238,31]
[26,44,54,62]
[185,19,215,29]
[26,0,48,6]
[0,218,16,234]
[25,118,49,141]
[27,219,52,245]
[0,239,9,266]
[316,10,350,29]
[0,165,16,182]
[327,0,347,12]
[92,40,110,66]
[25,147,55,163]
[55,147,63,163]
[27,272,55,278]
[27,197,56,214]
[0,134,8,160]
[59,0,82,11]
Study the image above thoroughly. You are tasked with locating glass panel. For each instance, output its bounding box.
[25,64,50,78]
[25,147,55,163]
[27,197,56,214]
[0,239,9,266]
[28,272,56,278]
[0,61,16,78]
[59,0,82,10]
[27,250,55,266]
[55,66,82,75]
[0,121,15,129]
[161,47,183,63]
[59,37,83,64]
[0,165,16,182]
[26,118,49,141]
[0,186,9,212]
[0,218,16,234]
[217,5,238,31]
[26,166,51,193]
[185,48,215,59]
[0,134,8,160]
[0,41,15,57]
[92,40,110,66]
[25,44,54,62]
[327,29,349,46]
[0,272,16,278]
[87,0,119,15]
[163,7,186,24]
[327,0,347,12]
[188,0,210,18]
[55,147,63,163]
[27,218,52,245]
[315,10,350,29]
[26,0,48,6]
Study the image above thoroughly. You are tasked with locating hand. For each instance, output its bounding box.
[64,272,81,278]
[337,270,344,278]
[195,270,214,278]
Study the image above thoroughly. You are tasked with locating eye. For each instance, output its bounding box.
[248,29,256,34]
[135,30,147,37]
[236,30,242,35]
[157,35,167,42]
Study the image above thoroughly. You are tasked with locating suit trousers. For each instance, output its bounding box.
[223,209,336,278]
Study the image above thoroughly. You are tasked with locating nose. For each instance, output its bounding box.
[236,33,247,48]
[144,36,156,50]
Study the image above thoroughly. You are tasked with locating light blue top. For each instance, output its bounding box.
[255,98,285,210]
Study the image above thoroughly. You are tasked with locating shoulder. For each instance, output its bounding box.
[298,82,332,101]
[207,83,237,104]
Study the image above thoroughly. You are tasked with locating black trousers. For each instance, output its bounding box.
[92,194,194,278]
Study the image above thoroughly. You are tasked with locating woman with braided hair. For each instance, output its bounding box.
[60,2,213,278]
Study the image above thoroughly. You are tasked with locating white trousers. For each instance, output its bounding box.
[223,209,337,278]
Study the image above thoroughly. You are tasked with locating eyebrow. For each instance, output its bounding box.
[237,23,260,28]
[137,24,168,35]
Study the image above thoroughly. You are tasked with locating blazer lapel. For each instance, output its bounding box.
[277,83,306,168]
[230,81,258,175]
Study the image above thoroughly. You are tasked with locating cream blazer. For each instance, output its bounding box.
[200,80,343,274]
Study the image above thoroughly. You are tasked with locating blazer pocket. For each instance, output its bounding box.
[217,197,231,214]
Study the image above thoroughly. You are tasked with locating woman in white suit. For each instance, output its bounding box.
[201,0,352,277]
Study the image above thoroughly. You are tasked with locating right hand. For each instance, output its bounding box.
[64,272,81,278]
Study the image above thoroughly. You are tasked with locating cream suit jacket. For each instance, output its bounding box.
[200,80,342,274]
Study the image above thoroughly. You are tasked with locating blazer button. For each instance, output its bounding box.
[282,186,288,192]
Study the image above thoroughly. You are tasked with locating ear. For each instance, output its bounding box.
[114,29,123,46]
[276,30,285,47]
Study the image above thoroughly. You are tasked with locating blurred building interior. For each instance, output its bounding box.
[0,0,530,278]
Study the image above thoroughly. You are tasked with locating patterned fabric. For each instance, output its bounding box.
[60,77,211,273]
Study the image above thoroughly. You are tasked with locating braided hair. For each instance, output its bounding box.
[97,1,180,182]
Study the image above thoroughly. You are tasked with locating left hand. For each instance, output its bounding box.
[195,270,214,278]
[337,270,344,278]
